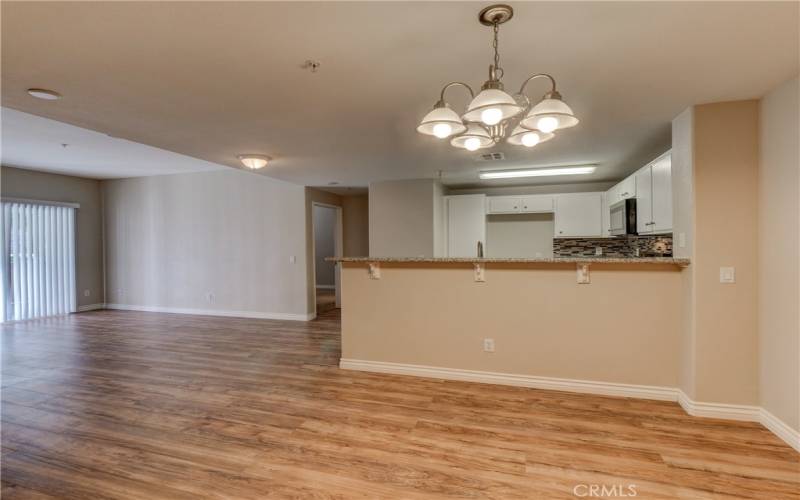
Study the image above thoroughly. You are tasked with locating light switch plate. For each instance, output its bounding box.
[720,267,735,284]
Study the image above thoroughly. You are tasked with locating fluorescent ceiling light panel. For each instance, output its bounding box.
[479,165,596,179]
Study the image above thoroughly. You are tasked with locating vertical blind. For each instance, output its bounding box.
[1,202,76,322]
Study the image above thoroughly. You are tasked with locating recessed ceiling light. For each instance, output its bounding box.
[237,154,270,169]
[479,165,597,180]
[27,88,61,100]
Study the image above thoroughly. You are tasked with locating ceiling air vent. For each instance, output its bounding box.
[476,152,505,162]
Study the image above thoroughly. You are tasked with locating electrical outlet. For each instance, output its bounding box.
[83,289,90,297]
[483,338,495,353]
[719,267,735,284]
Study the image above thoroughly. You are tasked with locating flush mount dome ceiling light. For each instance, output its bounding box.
[27,88,62,100]
[417,4,579,151]
[237,154,270,169]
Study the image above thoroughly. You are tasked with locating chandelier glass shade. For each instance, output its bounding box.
[416,104,467,138]
[417,4,579,151]
[450,124,494,151]
[462,88,523,125]
[506,126,554,147]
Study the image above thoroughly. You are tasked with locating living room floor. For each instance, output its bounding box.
[1,310,798,499]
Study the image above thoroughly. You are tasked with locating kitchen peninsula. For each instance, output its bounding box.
[333,256,690,400]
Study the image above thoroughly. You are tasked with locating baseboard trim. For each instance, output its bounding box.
[105,303,314,322]
[339,358,678,401]
[760,408,800,453]
[315,285,335,290]
[340,358,800,453]
[677,390,761,421]
[76,303,106,312]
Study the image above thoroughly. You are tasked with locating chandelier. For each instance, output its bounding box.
[417,4,579,151]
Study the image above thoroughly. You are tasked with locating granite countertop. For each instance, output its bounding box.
[328,256,690,267]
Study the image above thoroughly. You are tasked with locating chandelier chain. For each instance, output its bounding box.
[492,21,501,76]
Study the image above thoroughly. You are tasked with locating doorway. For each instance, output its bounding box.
[312,203,342,315]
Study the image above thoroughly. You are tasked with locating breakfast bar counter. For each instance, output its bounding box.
[330,255,689,397]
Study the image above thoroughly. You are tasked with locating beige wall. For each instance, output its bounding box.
[305,188,370,311]
[759,76,800,431]
[341,194,369,257]
[303,188,341,313]
[1,166,104,308]
[104,170,309,317]
[341,262,682,387]
[369,179,438,257]
[689,101,760,405]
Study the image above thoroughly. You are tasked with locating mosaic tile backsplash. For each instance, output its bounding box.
[553,235,673,258]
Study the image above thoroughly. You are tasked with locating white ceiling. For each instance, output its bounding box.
[1,2,798,187]
[0,108,224,179]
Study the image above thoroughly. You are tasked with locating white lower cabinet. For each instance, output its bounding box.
[446,195,486,257]
[554,193,603,237]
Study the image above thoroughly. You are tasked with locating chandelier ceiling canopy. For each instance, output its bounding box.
[417,4,579,151]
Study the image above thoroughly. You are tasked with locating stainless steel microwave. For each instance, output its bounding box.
[609,198,637,236]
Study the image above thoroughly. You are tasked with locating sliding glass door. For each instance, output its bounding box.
[1,202,76,322]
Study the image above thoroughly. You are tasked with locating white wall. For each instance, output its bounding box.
[369,179,437,257]
[759,76,800,432]
[433,180,446,257]
[671,108,694,260]
[486,214,554,258]
[313,205,336,287]
[104,170,309,319]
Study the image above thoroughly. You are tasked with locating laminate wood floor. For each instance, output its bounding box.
[1,310,798,499]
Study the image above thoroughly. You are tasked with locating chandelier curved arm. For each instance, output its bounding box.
[437,81,475,106]
[517,73,558,99]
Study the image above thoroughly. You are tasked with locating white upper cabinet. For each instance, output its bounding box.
[519,195,554,213]
[486,195,553,214]
[486,196,522,214]
[635,166,654,234]
[446,195,486,257]
[554,193,603,237]
[607,176,636,206]
[651,156,673,233]
[635,151,672,235]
